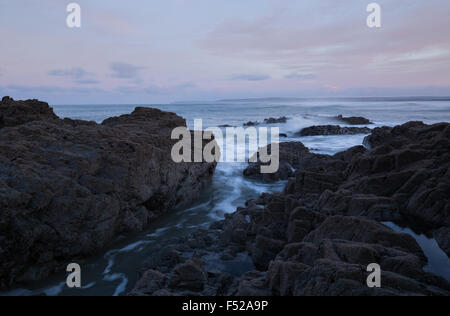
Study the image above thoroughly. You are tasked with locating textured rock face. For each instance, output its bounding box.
[298,125,372,136]
[243,142,365,186]
[336,115,373,125]
[0,98,216,288]
[435,228,450,257]
[243,116,288,127]
[131,121,450,296]
[130,194,449,296]
[264,117,287,124]
[320,122,450,234]
[244,142,311,182]
[0,96,58,128]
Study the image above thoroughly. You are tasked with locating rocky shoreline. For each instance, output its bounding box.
[130,121,450,296]
[0,97,448,296]
[0,97,217,288]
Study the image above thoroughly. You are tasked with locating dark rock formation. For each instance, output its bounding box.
[336,115,373,125]
[435,228,450,258]
[131,194,449,296]
[0,97,58,128]
[244,121,259,127]
[264,117,287,124]
[298,125,372,136]
[244,142,309,182]
[319,122,450,228]
[243,117,288,127]
[131,121,450,296]
[243,142,364,184]
[0,98,217,288]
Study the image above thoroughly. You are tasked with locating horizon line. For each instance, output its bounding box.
[43,95,450,106]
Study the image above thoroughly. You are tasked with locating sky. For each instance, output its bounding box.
[0,0,449,104]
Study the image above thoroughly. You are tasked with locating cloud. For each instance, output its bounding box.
[200,1,450,89]
[110,62,144,79]
[115,82,197,95]
[49,67,100,85]
[49,67,89,80]
[175,82,197,90]
[1,84,105,95]
[285,73,317,80]
[75,79,101,85]
[229,74,271,81]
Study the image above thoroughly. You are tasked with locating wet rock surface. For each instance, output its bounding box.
[298,125,372,136]
[243,117,288,126]
[264,117,288,124]
[336,115,373,125]
[434,228,450,257]
[132,121,450,296]
[0,96,58,128]
[0,98,217,288]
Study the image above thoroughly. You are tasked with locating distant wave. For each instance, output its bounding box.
[215,96,450,103]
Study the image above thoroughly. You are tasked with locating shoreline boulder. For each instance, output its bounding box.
[298,125,372,136]
[336,115,373,125]
[0,98,217,288]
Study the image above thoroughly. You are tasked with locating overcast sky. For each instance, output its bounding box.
[1,0,449,104]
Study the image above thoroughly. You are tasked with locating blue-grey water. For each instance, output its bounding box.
[2,98,450,296]
[383,222,450,283]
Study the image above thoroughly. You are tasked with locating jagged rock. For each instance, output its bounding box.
[336,115,373,125]
[0,97,58,128]
[323,122,450,228]
[129,270,166,295]
[168,258,208,291]
[243,117,288,127]
[244,142,308,182]
[266,260,309,296]
[249,235,286,270]
[291,259,448,296]
[303,216,425,259]
[286,208,326,243]
[236,271,272,296]
[0,98,217,288]
[298,125,372,136]
[243,142,350,183]
[264,216,449,296]
[131,121,449,296]
[264,117,287,124]
[434,228,450,257]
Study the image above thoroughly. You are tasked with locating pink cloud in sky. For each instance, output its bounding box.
[0,0,449,103]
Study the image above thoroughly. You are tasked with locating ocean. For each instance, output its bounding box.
[3,98,450,296]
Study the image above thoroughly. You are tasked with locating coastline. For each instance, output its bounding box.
[130,122,450,296]
[1,97,449,296]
